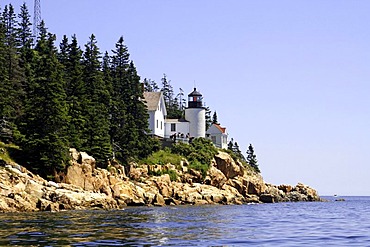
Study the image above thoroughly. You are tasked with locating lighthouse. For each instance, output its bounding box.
[185,88,206,138]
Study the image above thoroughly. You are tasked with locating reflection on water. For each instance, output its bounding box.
[1,198,370,246]
[0,205,233,246]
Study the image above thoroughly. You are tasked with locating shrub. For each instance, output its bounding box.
[188,160,209,178]
[170,142,193,157]
[171,138,218,176]
[0,141,22,164]
[147,168,178,182]
[166,169,178,181]
[140,149,182,166]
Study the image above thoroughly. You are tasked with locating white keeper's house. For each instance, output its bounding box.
[144,88,228,148]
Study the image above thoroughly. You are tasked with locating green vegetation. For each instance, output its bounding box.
[171,138,218,177]
[0,3,158,179]
[225,140,261,174]
[0,141,28,169]
[140,149,183,166]
[246,144,260,173]
[0,2,254,181]
[0,141,18,164]
[140,138,219,179]
[148,168,178,182]
[188,160,209,178]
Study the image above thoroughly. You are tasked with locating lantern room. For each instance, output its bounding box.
[188,88,203,108]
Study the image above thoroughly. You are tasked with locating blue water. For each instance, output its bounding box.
[1,196,370,246]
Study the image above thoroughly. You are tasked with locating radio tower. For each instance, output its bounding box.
[33,0,41,40]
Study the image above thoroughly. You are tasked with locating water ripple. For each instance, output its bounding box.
[1,197,370,246]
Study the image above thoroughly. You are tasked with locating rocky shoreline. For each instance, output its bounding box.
[0,149,321,212]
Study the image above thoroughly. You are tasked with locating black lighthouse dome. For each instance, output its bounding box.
[188,88,203,108]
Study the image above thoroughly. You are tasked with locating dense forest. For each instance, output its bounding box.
[0,3,257,179]
[0,3,164,178]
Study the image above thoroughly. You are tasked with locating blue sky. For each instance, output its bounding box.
[5,0,370,196]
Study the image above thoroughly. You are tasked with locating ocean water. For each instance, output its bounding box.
[0,196,369,246]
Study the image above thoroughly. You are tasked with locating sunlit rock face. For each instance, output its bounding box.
[0,150,321,212]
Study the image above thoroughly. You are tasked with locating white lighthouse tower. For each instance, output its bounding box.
[185,88,206,138]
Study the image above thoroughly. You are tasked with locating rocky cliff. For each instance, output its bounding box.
[0,149,321,212]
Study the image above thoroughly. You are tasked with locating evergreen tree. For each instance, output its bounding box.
[233,141,245,161]
[82,34,112,165]
[246,144,260,173]
[177,88,186,111]
[143,78,159,92]
[17,3,33,48]
[212,111,219,125]
[0,4,24,142]
[161,74,182,118]
[125,61,158,159]
[17,3,33,88]
[22,22,69,178]
[110,36,158,163]
[15,3,34,142]
[227,138,234,151]
[0,7,9,122]
[102,51,113,96]
[161,73,173,107]
[62,35,87,150]
[110,36,130,162]
[58,35,69,68]
[205,106,212,130]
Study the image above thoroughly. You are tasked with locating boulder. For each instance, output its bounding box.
[206,166,227,188]
[259,193,275,203]
[264,184,287,202]
[69,148,80,163]
[151,174,173,198]
[128,164,148,181]
[214,152,244,179]
[0,147,323,212]
[278,184,293,193]
[292,183,320,201]
[153,193,165,206]
[243,175,266,195]
[79,152,96,170]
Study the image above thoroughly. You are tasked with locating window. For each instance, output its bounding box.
[161,121,163,130]
[211,136,216,143]
[156,120,158,128]
[171,123,176,132]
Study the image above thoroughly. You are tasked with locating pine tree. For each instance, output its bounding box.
[177,88,186,111]
[15,3,34,142]
[17,3,33,48]
[110,36,130,162]
[62,35,87,150]
[110,36,158,163]
[246,144,260,173]
[161,74,173,107]
[212,111,219,125]
[58,35,69,68]
[125,61,158,159]
[143,78,159,92]
[233,141,245,161]
[228,138,234,151]
[0,4,24,142]
[205,106,212,130]
[0,7,9,122]
[161,74,182,118]
[17,3,33,87]
[82,34,112,166]
[102,51,113,96]
[22,22,69,178]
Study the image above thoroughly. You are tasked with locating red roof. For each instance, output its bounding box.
[214,123,226,133]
